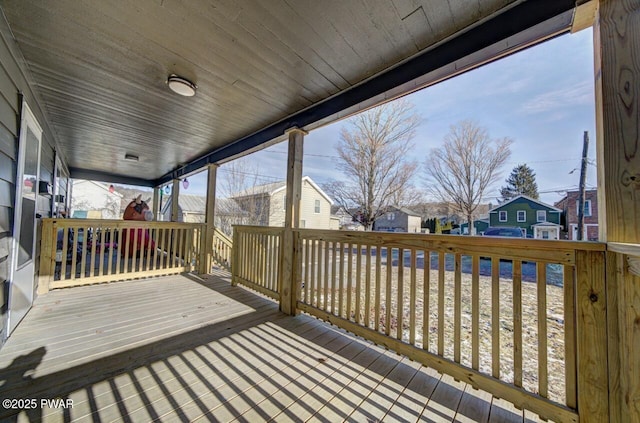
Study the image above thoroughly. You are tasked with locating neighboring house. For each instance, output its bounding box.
[489,195,562,239]
[161,195,249,236]
[231,176,334,229]
[460,217,490,235]
[373,207,421,233]
[70,180,123,219]
[554,189,599,241]
[330,205,364,231]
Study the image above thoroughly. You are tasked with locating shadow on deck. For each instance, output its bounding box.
[0,269,535,422]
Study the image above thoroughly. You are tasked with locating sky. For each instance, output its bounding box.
[183,28,597,206]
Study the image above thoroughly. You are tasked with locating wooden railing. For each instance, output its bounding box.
[211,228,233,271]
[38,218,204,292]
[232,226,283,300]
[288,229,608,423]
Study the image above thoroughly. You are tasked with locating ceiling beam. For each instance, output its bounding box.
[70,167,156,187]
[155,0,576,187]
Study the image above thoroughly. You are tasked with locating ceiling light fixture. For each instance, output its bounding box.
[124,153,139,162]
[167,74,197,97]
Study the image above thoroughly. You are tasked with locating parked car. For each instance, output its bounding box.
[482,227,525,238]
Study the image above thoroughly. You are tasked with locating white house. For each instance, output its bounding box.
[232,176,334,229]
[70,180,122,219]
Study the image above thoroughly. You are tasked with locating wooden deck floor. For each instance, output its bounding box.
[0,269,542,422]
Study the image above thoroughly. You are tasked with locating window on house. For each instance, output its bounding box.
[537,210,546,222]
[314,199,320,213]
[541,230,550,239]
[499,211,507,222]
[517,210,526,222]
[387,212,395,220]
[576,200,592,217]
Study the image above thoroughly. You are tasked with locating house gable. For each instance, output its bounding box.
[488,195,561,236]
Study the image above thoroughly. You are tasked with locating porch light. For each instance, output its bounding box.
[109,184,115,193]
[164,185,171,194]
[182,178,189,189]
[167,74,197,97]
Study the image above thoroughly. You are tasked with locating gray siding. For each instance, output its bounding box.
[0,13,62,345]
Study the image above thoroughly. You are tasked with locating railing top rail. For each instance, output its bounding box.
[233,225,285,235]
[293,228,606,252]
[42,218,203,229]
[607,241,640,257]
[213,227,233,244]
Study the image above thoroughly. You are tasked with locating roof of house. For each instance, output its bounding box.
[554,188,598,208]
[231,176,333,204]
[160,195,246,216]
[391,206,421,217]
[490,195,561,213]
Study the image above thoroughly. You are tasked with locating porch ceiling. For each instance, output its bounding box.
[1,0,575,185]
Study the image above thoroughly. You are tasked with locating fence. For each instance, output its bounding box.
[38,218,204,292]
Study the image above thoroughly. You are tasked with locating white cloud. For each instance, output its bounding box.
[520,81,594,115]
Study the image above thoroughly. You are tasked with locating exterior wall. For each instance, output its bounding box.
[0,15,66,345]
[461,220,490,235]
[489,197,561,236]
[373,209,421,233]
[268,190,286,227]
[268,181,332,229]
[555,190,599,240]
[407,215,421,233]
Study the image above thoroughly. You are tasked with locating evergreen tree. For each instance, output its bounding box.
[500,164,539,201]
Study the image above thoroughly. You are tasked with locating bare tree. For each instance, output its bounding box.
[217,158,270,234]
[324,99,421,230]
[423,120,512,234]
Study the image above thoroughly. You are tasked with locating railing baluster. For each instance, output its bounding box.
[70,225,79,280]
[310,239,317,308]
[331,241,337,315]
[365,245,371,328]
[375,245,381,332]
[454,253,462,363]
[355,243,362,324]
[89,226,97,278]
[513,259,523,388]
[423,250,430,351]
[397,248,404,341]
[339,241,345,317]
[438,252,445,356]
[537,262,548,398]
[492,257,500,379]
[410,249,417,345]
[98,228,106,277]
[324,240,330,312]
[303,238,309,303]
[347,242,353,319]
[79,225,88,278]
[59,227,69,281]
[472,255,480,370]
[564,265,577,409]
[386,247,392,337]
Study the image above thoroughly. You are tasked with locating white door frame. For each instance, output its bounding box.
[7,101,42,336]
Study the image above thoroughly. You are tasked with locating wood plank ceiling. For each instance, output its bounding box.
[1,0,571,184]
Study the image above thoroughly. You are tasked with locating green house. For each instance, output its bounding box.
[489,195,563,239]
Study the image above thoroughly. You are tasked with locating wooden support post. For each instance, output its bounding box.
[152,187,160,221]
[200,164,218,274]
[170,179,180,222]
[280,127,305,315]
[575,250,609,422]
[37,219,55,295]
[593,1,640,421]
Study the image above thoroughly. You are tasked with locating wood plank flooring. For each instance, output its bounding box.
[0,269,543,422]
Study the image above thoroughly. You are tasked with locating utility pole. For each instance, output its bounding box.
[576,131,589,241]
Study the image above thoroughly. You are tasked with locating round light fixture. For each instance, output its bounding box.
[167,74,197,97]
[182,178,189,189]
